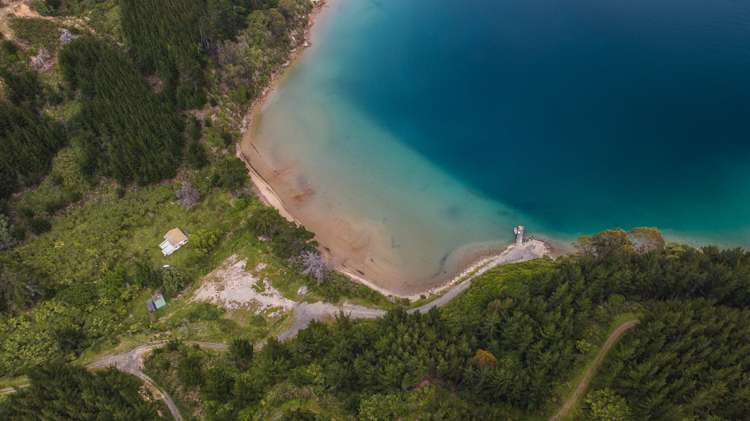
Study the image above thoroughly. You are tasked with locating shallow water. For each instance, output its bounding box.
[251,0,750,291]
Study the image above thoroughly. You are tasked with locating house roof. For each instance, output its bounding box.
[164,228,188,246]
[152,293,167,309]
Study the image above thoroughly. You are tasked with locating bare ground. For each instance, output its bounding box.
[192,255,296,312]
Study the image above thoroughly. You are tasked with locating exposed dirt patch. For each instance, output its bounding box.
[192,255,296,312]
[0,1,40,37]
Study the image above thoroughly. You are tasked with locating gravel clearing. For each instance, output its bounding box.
[192,255,296,312]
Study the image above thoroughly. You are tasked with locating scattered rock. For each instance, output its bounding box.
[29,48,53,72]
[193,255,296,312]
[176,182,200,209]
[297,286,308,296]
[59,28,76,45]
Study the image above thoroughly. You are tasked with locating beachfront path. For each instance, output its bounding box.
[278,239,551,339]
[1,243,549,418]
[549,319,640,421]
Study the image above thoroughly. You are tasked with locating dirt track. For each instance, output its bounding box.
[550,319,640,421]
[87,341,227,421]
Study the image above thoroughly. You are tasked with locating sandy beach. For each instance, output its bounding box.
[237,0,553,299]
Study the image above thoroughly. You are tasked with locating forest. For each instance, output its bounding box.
[7,231,740,420]
[59,36,185,185]
[134,234,748,420]
[590,299,750,420]
[1,0,311,199]
[0,50,65,201]
[0,364,161,419]
[0,0,316,396]
[2,0,749,419]
[120,0,248,109]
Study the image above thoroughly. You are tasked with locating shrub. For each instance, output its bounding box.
[192,229,221,255]
[185,303,223,321]
[584,388,631,421]
[161,268,188,298]
[176,182,201,209]
[0,214,14,250]
[1,40,18,56]
[28,217,51,235]
[229,338,253,370]
[186,140,208,169]
[211,157,248,191]
[246,207,316,259]
[177,352,204,387]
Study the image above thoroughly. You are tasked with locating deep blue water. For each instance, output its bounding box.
[331,0,750,242]
[252,0,750,290]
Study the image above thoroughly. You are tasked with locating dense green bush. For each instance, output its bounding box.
[59,36,184,184]
[0,255,50,314]
[0,364,160,419]
[246,206,316,259]
[588,300,750,420]
[211,156,249,191]
[142,232,750,419]
[28,217,52,235]
[0,215,13,250]
[0,101,65,200]
[120,0,251,108]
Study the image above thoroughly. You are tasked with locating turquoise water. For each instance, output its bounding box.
[252,0,750,291]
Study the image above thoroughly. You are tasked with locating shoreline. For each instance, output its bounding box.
[236,0,554,300]
[236,0,329,226]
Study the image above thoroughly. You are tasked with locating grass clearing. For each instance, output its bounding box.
[0,375,29,390]
[9,17,61,52]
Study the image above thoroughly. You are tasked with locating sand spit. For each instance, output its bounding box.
[341,239,552,301]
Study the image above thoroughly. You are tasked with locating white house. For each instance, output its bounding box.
[160,228,189,256]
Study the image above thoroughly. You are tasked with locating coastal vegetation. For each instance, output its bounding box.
[0,363,162,419]
[98,231,747,420]
[1,0,748,419]
[0,0,336,399]
[119,0,249,109]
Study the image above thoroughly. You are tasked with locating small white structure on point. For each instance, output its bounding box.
[160,228,189,256]
[513,225,525,245]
